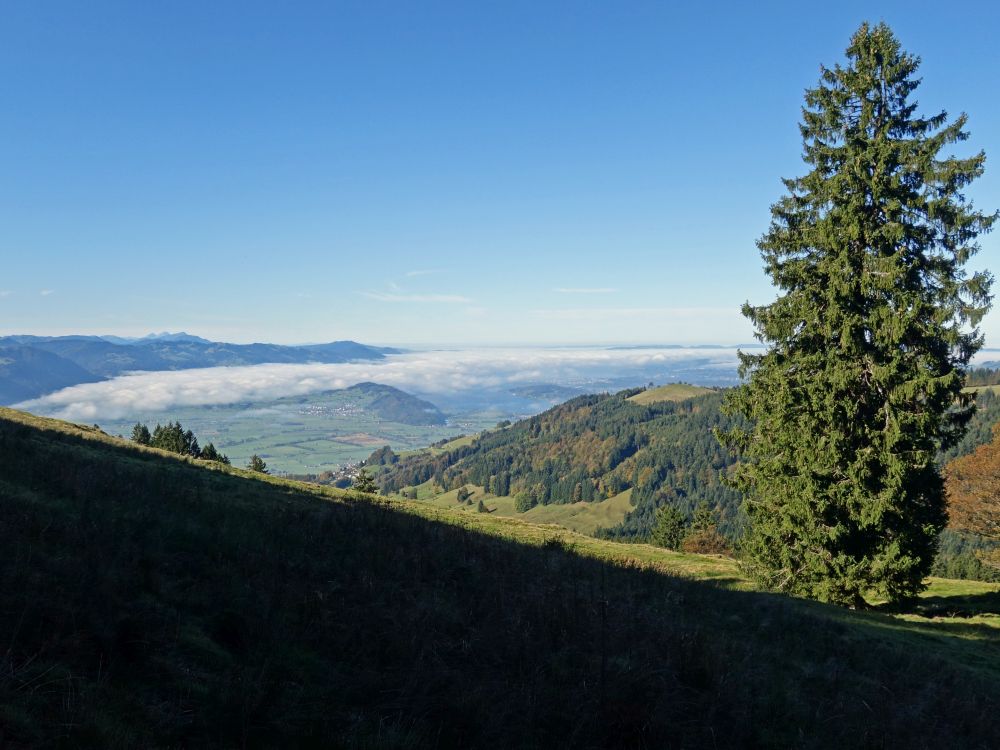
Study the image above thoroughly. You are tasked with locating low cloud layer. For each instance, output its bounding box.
[19,346,746,422]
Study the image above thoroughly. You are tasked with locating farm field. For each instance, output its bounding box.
[95,389,502,474]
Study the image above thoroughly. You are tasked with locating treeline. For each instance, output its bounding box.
[932,530,1000,582]
[965,367,1000,387]
[938,388,1000,463]
[371,389,746,537]
[130,421,230,465]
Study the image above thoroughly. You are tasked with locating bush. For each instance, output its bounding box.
[681,529,732,556]
[514,492,536,513]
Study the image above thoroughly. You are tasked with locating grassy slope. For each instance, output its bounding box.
[412,483,636,536]
[1,407,999,748]
[627,382,714,405]
[395,434,477,461]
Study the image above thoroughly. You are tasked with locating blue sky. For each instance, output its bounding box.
[2,1,998,345]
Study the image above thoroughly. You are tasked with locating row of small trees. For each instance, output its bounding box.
[129,421,268,474]
[131,421,228,463]
[650,502,730,555]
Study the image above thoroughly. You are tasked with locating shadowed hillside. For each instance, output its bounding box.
[1,407,999,748]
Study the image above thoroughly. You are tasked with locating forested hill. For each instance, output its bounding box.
[371,385,744,537]
[371,383,1000,541]
[342,381,446,425]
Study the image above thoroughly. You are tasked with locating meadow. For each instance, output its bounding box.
[400,481,637,536]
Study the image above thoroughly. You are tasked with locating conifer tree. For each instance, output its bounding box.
[720,23,994,606]
[130,422,151,445]
[247,454,268,474]
[352,467,377,494]
[650,505,686,550]
[200,442,230,465]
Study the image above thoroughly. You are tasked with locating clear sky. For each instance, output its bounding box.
[2,1,998,345]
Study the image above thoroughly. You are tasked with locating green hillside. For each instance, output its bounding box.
[2,407,1000,747]
[341,381,447,425]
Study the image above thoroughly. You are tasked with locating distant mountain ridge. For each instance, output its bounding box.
[0,333,401,404]
[101,331,215,345]
[0,347,105,404]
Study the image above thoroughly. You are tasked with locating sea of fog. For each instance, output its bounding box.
[23,344,1000,425]
[19,345,755,423]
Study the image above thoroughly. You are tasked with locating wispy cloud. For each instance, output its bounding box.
[405,269,443,277]
[363,292,473,303]
[0,290,11,298]
[533,306,735,321]
[18,346,747,422]
[39,289,54,296]
[553,287,619,294]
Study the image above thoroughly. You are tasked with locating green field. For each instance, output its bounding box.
[627,382,715,404]
[2,406,1000,746]
[966,384,1000,395]
[91,389,501,474]
[405,483,636,535]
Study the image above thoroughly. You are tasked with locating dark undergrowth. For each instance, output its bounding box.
[1,410,999,748]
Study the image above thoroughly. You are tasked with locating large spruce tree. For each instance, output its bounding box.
[721,23,995,606]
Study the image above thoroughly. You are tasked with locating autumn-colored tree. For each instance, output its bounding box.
[679,501,732,556]
[945,426,1000,569]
